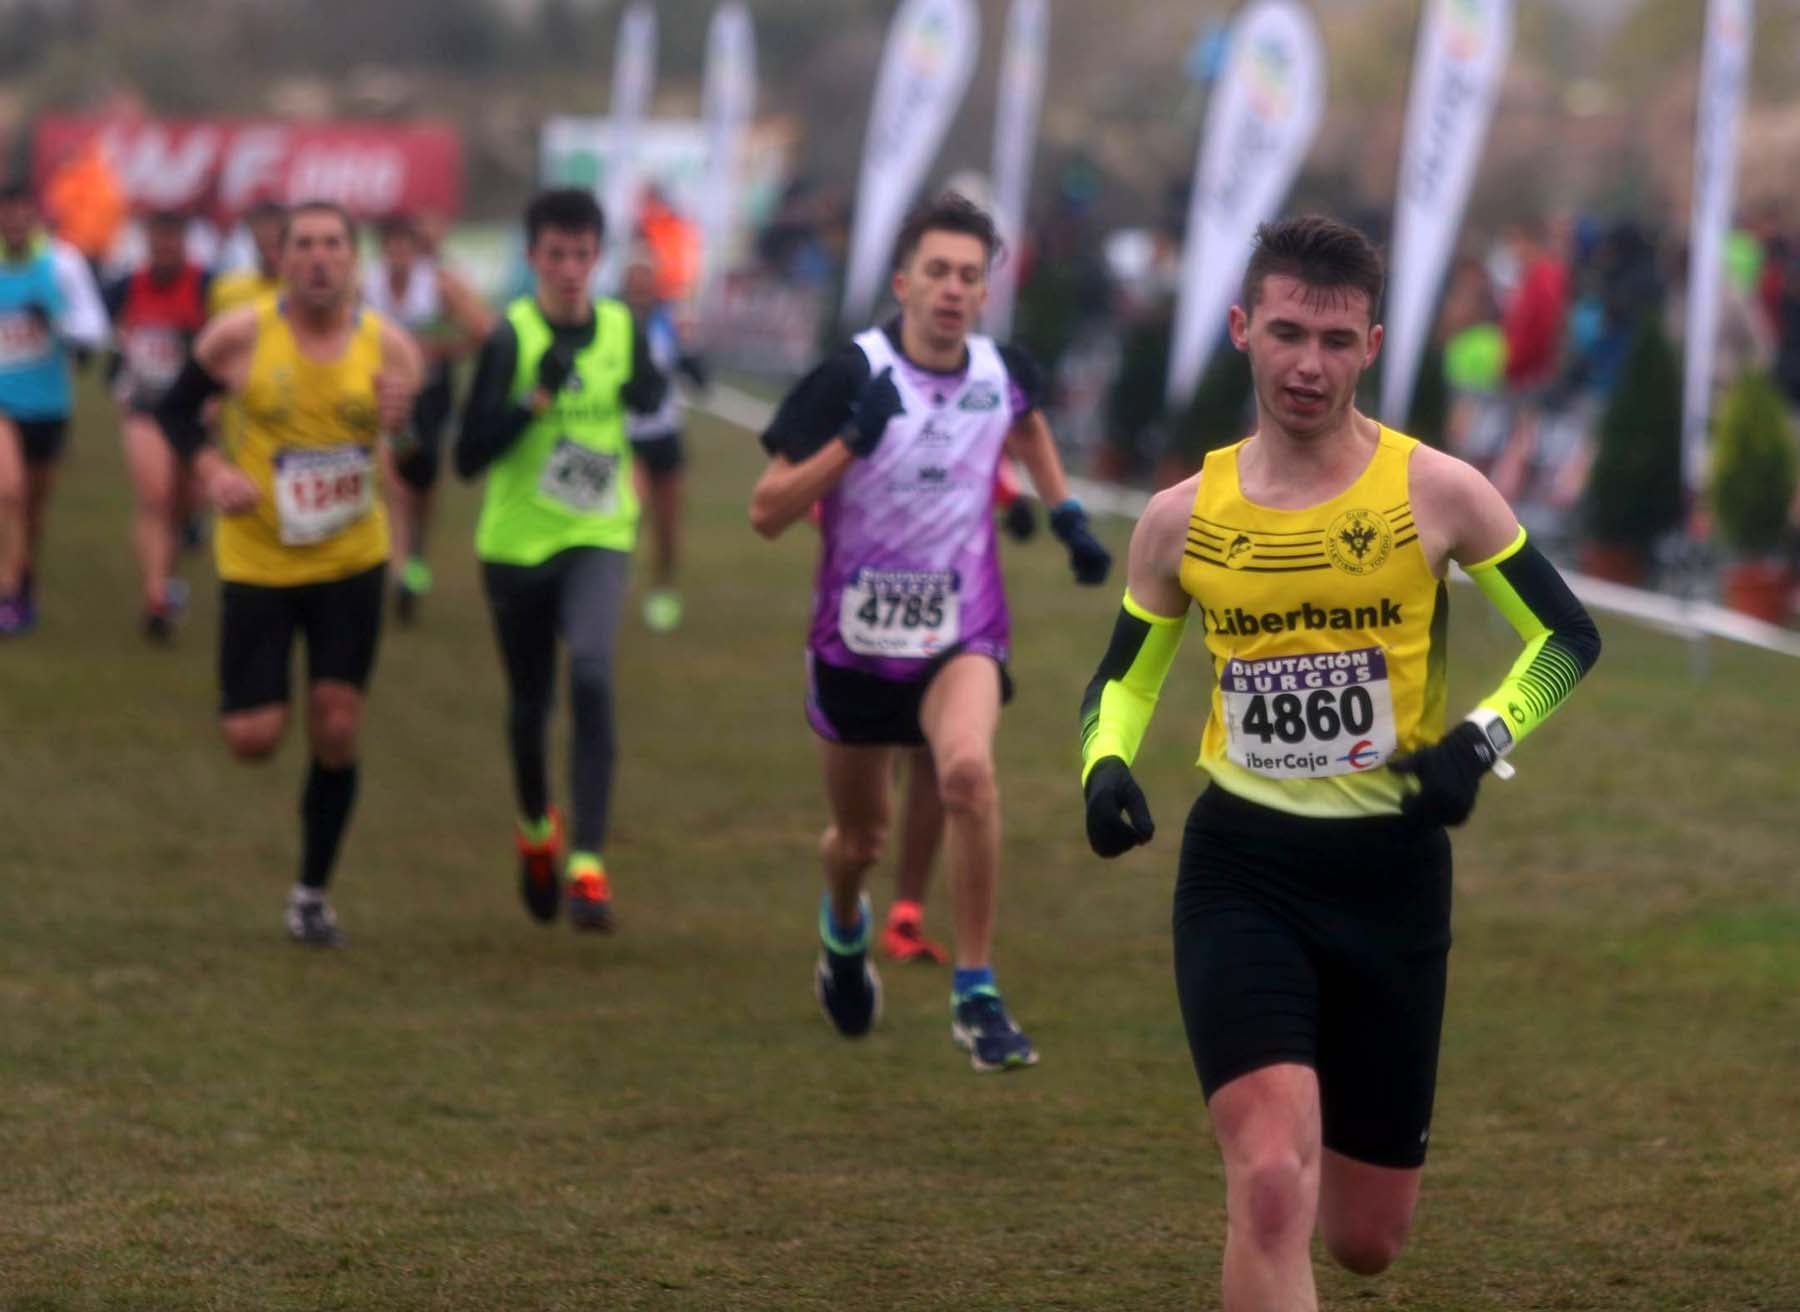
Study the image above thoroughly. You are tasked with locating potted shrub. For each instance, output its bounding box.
[1581,318,1684,583]
[1710,370,1798,623]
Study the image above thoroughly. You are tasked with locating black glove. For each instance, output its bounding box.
[843,365,903,458]
[1002,496,1037,542]
[1388,721,1497,828]
[535,338,578,396]
[1050,499,1112,585]
[22,301,52,336]
[1084,756,1155,858]
[676,352,710,391]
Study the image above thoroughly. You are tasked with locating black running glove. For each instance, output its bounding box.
[1003,496,1037,542]
[1050,499,1112,585]
[535,339,579,396]
[843,366,903,458]
[1388,721,1496,828]
[1084,756,1155,858]
[676,351,710,390]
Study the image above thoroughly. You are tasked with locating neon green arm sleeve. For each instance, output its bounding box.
[1079,591,1190,785]
[1464,528,1602,749]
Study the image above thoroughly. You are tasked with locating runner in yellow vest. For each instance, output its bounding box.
[455,188,666,931]
[154,200,423,946]
[1076,217,1599,1308]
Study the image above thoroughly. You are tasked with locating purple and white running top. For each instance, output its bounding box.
[808,328,1024,682]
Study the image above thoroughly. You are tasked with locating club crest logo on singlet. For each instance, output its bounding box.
[958,381,1001,411]
[1325,507,1393,576]
[336,397,379,434]
[1224,532,1255,570]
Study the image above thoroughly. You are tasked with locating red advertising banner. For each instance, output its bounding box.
[33,117,465,218]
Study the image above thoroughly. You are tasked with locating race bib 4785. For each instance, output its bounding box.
[1220,647,1397,779]
[838,568,960,659]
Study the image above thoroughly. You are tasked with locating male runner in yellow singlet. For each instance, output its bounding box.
[207,200,286,316]
[155,200,422,946]
[1077,216,1600,1308]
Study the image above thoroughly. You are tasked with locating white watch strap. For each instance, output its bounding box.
[1464,708,1516,780]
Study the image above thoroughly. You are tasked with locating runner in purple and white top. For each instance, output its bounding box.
[750,192,1112,1073]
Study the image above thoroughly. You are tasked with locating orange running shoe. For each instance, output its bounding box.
[880,902,947,964]
[516,807,564,924]
[567,858,615,933]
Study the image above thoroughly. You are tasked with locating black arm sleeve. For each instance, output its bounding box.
[102,276,129,322]
[620,319,670,416]
[152,357,227,459]
[758,343,870,461]
[102,277,129,383]
[454,320,532,480]
[997,342,1046,417]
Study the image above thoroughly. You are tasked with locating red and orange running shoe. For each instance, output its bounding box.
[517,807,564,924]
[880,901,947,964]
[567,856,615,933]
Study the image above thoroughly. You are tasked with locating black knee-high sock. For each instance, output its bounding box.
[300,760,359,891]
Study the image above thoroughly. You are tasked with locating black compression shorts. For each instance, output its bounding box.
[218,564,386,713]
[1172,786,1452,1169]
[394,370,454,491]
[4,417,68,464]
[629,430,685,478]
[807,649,1014,747]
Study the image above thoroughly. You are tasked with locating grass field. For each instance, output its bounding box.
[2,388,1797,1311]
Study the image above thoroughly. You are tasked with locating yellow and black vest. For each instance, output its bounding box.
[1179,427,1447,818]
[216,298,389,587]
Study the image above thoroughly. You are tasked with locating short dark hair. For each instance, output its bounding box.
[286,199,358,248]
[244,199,287,225]
[1241,215,1385,321]
[145,208,188,231]
[891,190,1003,272]
[0,180,34,205]
[377,212,419,242]
[525,188,605,249]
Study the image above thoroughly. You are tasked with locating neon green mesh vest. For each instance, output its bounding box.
[474,296,638,565]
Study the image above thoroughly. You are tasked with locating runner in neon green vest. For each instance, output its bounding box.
[456,188,668,931]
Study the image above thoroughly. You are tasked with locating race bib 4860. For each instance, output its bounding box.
[838,568,960,659]
[273,445,374,546]
[1220,647,1397,778]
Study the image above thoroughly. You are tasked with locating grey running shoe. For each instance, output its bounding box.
[285,894,345,947]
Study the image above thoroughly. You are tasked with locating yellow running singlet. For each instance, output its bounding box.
[207,271,283,318]
[1180,427,1447,818]
[214,298,390,586]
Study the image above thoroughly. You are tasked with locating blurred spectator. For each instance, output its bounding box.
[638,185,700,307]
[43,140,126,275]
[1500,218,1569,391]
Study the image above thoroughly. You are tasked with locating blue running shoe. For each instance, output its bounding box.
[815,893,881,1038]
[0,592,33,637]
[951,988,1038,1072]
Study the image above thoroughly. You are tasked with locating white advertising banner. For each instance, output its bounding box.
[600,2,657,292]
[1380,0,1513,427]
[984,0,1048,338]
[1684,0,1754,490]
[840,0,981,327]
[1166,0,1325,410]
[700,3,757,310]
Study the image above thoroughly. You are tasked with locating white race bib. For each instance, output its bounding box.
[121,326,184,390]
[838,568,960,659]
[273,445,374,546]
[1220,647,1397,778]
[0,310,50,368]
[537,438,619,516]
